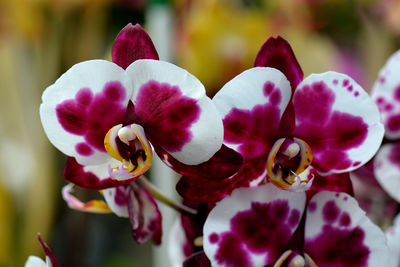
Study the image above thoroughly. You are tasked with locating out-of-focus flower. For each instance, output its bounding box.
[386,213,400,267]
[371,50,400,202]
[350,162,398,227]
[203,183,390,267]
[40,23,223,189]
[177,36,384,202]
[24,234,60,267]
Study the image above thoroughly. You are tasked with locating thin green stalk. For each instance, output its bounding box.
[136,176,197,216]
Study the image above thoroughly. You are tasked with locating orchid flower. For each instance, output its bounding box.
[40,23,224,189]
[25,234,60,267]
[170,171,355,267]
[40,23,227,244]
[202,183,390,267]
[371,50,400,203]
[177,36,384,202]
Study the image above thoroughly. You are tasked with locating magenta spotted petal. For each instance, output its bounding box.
[203,184,306,267]
[112,23,159,69]
[126,59,223,165]
[40,60,132,166]
[293,72,384,175]
[371,50,400,140]
[304,191,390,266]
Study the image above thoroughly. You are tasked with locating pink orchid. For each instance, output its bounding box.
[371,50,400,203]
[40,23,228,244]
[202,183,390,267]
[177,36,384,202]
[40,23,224,189]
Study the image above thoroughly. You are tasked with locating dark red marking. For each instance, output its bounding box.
[75,143,93,156]
[340,212,351,227]
[114,186,130,206]
[56,82,127,153]
[308,202,317,212]
[134,80,200,152]
[394,86,400,102]
[293,81,368,173]
[263,81,275,95]
[214,232,251,266]
[293,81,336,124]
[389,143,400,167]
[384,103,393,111]
[211,200,300,266]
[322,200,340,223]
[305,225,369,267]
[209,233,219,244]
[387,114,400,131]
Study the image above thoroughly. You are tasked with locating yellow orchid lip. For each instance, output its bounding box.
[267,137,313,190]
[104,123,153,180]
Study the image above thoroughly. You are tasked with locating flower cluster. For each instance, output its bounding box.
[31,23,400,267]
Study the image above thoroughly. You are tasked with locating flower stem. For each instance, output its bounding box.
[136,176,197,216]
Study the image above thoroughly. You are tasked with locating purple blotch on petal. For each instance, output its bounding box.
[214,232,252,267]
[340,212,351,227]
[134,80,200,152]
[308,202,317,212]
[56,82,127,152]
[75,142,93,156]
[322,200,340,223]
[211,200,298,266]
[305,225,369,267]
[389,143,400,168]
[394,86,400,102]
[209,233,219,244]
[293,81,335,124]
[294,81,368,173]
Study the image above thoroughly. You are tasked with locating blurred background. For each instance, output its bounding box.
[0,0,400,266]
